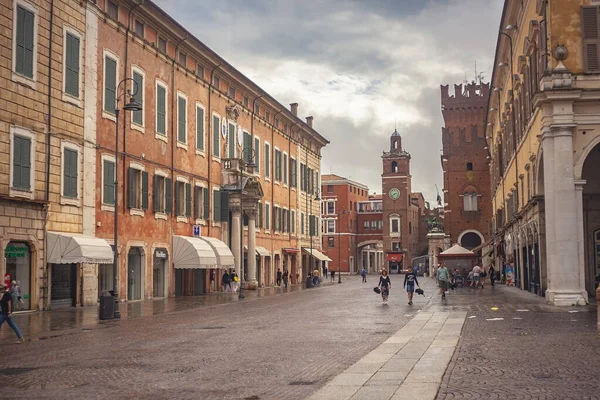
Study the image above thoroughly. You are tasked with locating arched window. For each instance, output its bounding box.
[393,140,398,149]
[391,161,398,173]
[466,162,473,171]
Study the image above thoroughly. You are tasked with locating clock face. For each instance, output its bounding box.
[389,188,400,200]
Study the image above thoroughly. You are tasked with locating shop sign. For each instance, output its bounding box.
[5,246,27,258]
[154,249,168,259]
[193,225,201,237]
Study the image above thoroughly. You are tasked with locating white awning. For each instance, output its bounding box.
[47,232,113,264]
[172,236,218,269]
[303,248,332,262]
[199,236,235,269]
[244,245,271,257]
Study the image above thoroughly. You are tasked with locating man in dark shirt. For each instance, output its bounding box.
[403,270,420,305]
[222,271,231,293]
[0,283,24,343]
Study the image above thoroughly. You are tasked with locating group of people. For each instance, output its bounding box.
[276,269,290,288]
[221,270,240,293]
[376,267,420,305]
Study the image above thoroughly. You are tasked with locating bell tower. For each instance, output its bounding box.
[381,129,412,271]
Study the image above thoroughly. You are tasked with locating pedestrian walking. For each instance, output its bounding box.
[222,271,231,293]
[330,269,334,281]
[312,268,320,287]
[282,269,289,288]
[361,268,367,283]
[489,264,496,286]
[437,262,449,299]
[0,283,24,344]
[276,268,282,287]
[480,267,487,289]
[378,269,391,305]
[471,265,482,289]
[230,272,239,293]
[403,269,420,305]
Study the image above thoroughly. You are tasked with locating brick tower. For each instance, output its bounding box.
[440,82,492,251]
[382,130,412,272]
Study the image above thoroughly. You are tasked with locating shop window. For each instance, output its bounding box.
[5,242,31,310]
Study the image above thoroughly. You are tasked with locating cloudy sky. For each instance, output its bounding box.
[154,0,503,203]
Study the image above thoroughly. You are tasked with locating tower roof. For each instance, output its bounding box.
[391,129,400,137]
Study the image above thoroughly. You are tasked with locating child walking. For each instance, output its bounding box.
[378,269,391,305]
[403,269,420,305]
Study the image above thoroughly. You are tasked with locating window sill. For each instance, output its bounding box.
[9,188,34,200]
[195,219,207,226]
[291,188,296,192]
[212,221,222,227]
[101,204,115,212]
[265,177,271,182]
[62,93,83,108]
[265,230,271,234]
[155,133,168,143]
[176,142,188,151]
[274,181,280,186]
[131,123,145,134]
[176,216,188,223]
[283,184,288,188]
[12,72,36,90]
[102,111,117,122]
[195,149,206,157]
[130,208,144,217]
[155,212,167,221]
[60,196,81,207]
[212,157,221,164]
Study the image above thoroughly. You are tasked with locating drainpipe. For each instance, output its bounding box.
[207,63,221,236]
[122,0,144,213]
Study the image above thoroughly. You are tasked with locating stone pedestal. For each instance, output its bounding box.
[427,231,449,277]
[245,210,258,289]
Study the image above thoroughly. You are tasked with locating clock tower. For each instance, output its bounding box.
[381,129,412,272]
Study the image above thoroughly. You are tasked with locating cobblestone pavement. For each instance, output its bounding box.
[434,282,599,400]
[0,274,437,400]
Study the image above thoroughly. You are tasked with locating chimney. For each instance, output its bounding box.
[305,116,313,128]
[290,102,298,116]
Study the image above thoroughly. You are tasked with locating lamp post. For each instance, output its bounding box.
[338,209,349,284]
[113,78,142,319]
[309,189,320,279]
[238,148,256,300]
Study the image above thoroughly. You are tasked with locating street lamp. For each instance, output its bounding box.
[338,209,349,284]
[113,78,142,319]
[309,189,320,279]
[238,148,256,300]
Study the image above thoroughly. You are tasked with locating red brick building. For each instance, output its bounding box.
[356,195,384,273]
[441,82,492,251]
[320,175,369,275]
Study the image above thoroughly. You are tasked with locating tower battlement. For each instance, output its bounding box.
[441,82,490,109]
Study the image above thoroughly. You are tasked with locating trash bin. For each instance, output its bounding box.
[306,276,313,288]
[99,292,114,320]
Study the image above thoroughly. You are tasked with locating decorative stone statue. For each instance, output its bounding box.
[427,216,443,232]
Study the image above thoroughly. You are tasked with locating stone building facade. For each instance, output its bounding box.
[487,0,600,305]
[440,82,492,253]
[320,174,369,275]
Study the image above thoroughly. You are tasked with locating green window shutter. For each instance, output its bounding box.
[203,187,210,220]
[265,204,270,229]
[175,182,181,216]
[220,191,229,222]
[152,175,159,212]
[104,57,117,114]
[127,168,135,208]
[292,211,295,233]
[243,132,251,162]
[103,160,115,205]
[283,154,288,184]
[193,186,200,219]
[213,116,220,157]
[265,144,270,178]
[276,151,281,181]
[141,171,149,210]
[196,107,204,150]
[65,33,80,96]
[165,178,172,214]
[178,97,186,143]
[258,203,262,229]
[156,85,166,134]
[213,190,221,221]
[254,137,260,173]
[228,123,235,158]
[301,213,305,234]
[132,71,143,125]
[16,6,35,78]
[300,164,305,191]
[63,148,78,198]
[185,183,192,217]
[13,135,31,190]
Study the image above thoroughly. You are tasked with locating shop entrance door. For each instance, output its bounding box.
[5,242,32,310]
[51,263,77,307]
[128,248,143,300]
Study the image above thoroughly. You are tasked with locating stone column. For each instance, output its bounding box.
[246,209,258,289]
[231,205,241,277]
[543,124,587,305]
[575,180,587,293]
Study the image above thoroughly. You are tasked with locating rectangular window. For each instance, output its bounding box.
[328,237,335,248]
[391,218,400,233]
[301,212,305,235]
[254,137,260,173]
[327,185,333,193]
[134,20,144,37]
[158,37,167,53]
[243,131,252,163]
[213,115,220,158]
[103,55,117,114]
[378,220,383,230]
[64,32,80,97]
[291,210,296,234]
[132,70,144,126]
[290,158,297,188]
[243,96,249,108]
[392,242,401,252]
[179,51,186,67]
[228,85,235,98]
[156,82,167,135]
[364,220,369,230]
[177,94,187,144]
[254,102,260,114]
[327,201,335,214]
[228,122,236,158]
[103,159,115,205]
[283,153,288,184]
[196,63,204,78]
[213,75,220,88]
[274,149,282,181]
[14,4,36,79]
[128,167,148,210]
[62,148,78,198]
[265,203,271,230]
[370,220,377,229]
[12,134,32,191]
[327,220,335,233]
[196,105,204,151]
[153,175,166,213]
[175,181,191,217]
[107,1,118,19]
[265,143,270,178]
[265,111,270,123]
[463,194,478,212]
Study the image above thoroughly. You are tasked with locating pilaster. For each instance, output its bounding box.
[246,209,258,289]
